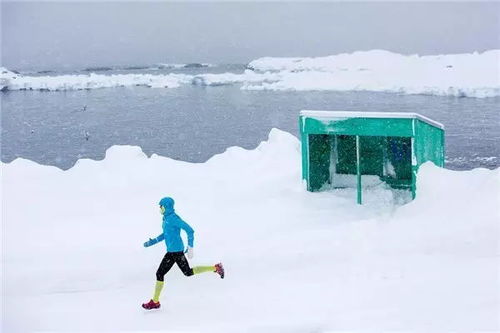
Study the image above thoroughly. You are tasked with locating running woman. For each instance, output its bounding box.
[142,197,224,310]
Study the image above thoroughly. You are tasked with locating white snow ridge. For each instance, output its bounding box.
[244,50,500,98]
[2,129,499,332]
[2,49,500,97]
[0,67,192,91]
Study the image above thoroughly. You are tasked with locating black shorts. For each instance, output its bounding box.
[156,251,193,281]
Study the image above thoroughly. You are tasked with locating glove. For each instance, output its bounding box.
[185,246,194,259]
[143,238,157,248]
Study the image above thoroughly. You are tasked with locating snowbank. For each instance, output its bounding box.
[0,68,192,91]
[0,67,278,91]
[2,129,499,332]
[246,50,500,98]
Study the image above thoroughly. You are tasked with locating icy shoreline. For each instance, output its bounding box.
[2,50,499,97]
[0,69,193,91]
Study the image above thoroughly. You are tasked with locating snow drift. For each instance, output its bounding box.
[2,49,499,97]
[2,129,499,332]
[0,67,192,91]
[245,50,500,98]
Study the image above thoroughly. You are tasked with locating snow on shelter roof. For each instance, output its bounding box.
[300,110,444,129]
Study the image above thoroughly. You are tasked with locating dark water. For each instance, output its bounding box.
[1,81,499,170]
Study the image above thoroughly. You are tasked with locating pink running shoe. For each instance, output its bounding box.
[214,263,224,279]
[142,299,161,310]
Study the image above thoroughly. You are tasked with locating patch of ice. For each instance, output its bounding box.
[192,70,281,86]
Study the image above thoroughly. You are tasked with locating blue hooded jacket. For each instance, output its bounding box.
[145,197,194,252]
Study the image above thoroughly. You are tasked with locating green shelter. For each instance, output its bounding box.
[299,110,445,204]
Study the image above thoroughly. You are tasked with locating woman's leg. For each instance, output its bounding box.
[174,252,215,276]
[174,252,194,276]
[152,253,175,302]
[192,266,216,274]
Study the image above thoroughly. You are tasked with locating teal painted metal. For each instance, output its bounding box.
[356,135,362,204]
[299,111,445,202]
[302,117,414,137]
[414,119,445,167]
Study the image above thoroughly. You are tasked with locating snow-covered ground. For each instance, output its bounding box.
[2,129,499,332]
[2,49,499,97]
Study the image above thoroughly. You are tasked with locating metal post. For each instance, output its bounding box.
[356,135,362,204]
[411,137,417,199]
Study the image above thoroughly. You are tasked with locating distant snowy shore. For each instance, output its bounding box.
[245,50,500,98]
[0,68,193,91]
[2,50,499,97]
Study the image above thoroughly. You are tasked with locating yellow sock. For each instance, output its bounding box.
[192,266,216,275]
[152,280,164,302]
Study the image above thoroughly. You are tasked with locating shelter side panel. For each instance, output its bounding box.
[415,120,445,167]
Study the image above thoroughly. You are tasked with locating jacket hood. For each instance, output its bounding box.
[159,197,175,215]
